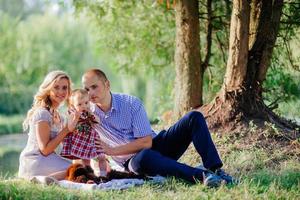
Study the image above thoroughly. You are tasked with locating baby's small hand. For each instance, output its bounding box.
[94,115,100,124]
[67,106,81,132]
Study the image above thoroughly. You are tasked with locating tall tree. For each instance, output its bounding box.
[174,0,201,118]
[200,0,299,132]
[73,0,299,129]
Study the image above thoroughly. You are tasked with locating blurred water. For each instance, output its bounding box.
[0,133,122,178]
[0,133,27,150]
[0,133,27,177]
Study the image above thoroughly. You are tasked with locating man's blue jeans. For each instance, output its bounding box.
[127,111,223,183]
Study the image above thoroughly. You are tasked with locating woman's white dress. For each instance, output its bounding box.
[18,108,71,179]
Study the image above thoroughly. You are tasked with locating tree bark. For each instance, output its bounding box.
[236,0,284,118]
[200,0,213,93]
[174,0,201,118]
[201,0,212,73]
[222,0,250,93]
[247,0,284,94]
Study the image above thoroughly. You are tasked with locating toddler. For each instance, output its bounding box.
[61,89,109,176]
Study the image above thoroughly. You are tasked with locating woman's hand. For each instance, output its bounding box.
[67,106,81,132]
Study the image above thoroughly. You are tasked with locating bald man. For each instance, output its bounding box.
[82,69,235,187]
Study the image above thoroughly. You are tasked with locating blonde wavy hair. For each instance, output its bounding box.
[23,70,72,131]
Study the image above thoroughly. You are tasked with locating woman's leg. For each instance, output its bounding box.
[31,170,67,185]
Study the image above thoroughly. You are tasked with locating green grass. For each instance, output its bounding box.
[0,148,21,178]
[0,114,24,135]
[0,120,299,199]
[0,144,299,199]
[0,166,299,200]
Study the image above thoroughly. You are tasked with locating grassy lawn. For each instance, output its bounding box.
[0,170,299,200]
[0,126,299,200]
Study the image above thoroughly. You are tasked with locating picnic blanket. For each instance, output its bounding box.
[31,175,165,190]
[29,160,166,190]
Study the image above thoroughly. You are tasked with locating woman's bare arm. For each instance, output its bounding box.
[35,122,69,156]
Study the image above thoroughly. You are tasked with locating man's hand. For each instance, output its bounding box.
[95,135,152,156]
[95,139,116,155]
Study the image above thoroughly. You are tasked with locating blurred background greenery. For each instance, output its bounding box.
[0,0,299,177]
[0,0,177,136]
[1,0,299,136]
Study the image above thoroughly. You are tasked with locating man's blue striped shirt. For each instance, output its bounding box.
[92,93,156,166]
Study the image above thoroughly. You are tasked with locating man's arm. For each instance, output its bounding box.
[96,135,152,156]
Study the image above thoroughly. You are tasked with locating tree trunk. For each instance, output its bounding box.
[247,0,283,96]
[200,0,213,99]
[200,0,299,132]
[174,0,201,118]
[200,0,250,130]
[222,0,250,93]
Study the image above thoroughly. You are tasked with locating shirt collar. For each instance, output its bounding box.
[90,93,117,114]
[110,93,118,112]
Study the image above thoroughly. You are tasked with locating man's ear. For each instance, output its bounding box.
[105,80,110,89]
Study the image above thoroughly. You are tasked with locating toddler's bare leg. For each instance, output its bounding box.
[82,159,91,166]
[98,155,108,176]
[72,159,83,164]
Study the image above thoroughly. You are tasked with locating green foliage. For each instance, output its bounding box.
[1,0,300,122]
[263,2,300,112]
[0,0,43,19]
[264,10,300,117]
[200,0,231,103]
[0,8,99,115]
[74,0,176,74]
[0,87,34,114]
[73,0,177,118]
[264,67,300,104]
[280,1,300,48]
[72,0,231,114]
[0,0,176,119]
[0,115,24,135]
[0,12,97,85]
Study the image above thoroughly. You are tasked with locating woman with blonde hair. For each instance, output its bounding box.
[19,70,80,183]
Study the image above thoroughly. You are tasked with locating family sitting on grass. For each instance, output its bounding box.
[18,69,237,188]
